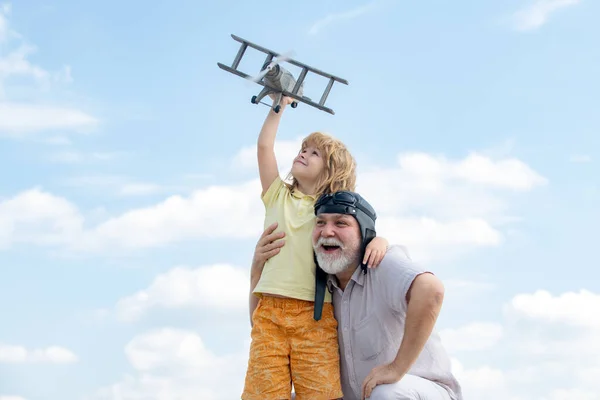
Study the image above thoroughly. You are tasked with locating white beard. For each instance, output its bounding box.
[314,237,360,275]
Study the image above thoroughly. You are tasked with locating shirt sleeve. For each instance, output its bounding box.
[375,245,432,314]
[261,175,286,208]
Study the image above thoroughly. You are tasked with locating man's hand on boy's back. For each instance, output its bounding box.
[251,222,286,283]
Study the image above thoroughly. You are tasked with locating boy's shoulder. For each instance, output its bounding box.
[262,176,290,205]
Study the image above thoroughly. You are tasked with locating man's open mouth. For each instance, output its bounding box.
[321,244,340,253]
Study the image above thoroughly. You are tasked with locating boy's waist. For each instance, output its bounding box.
[253,280,332,303]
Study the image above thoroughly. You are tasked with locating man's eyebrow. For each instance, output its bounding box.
[316,215,351,222]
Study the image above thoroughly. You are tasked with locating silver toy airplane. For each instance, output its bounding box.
[217,34,349,115]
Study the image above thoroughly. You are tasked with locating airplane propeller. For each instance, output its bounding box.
[247,50,295,83]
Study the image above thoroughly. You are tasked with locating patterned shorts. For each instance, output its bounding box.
[242,296,343,400]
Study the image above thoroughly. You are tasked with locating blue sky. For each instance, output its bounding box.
[1,1,599,399]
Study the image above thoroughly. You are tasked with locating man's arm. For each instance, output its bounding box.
[391,272,444,375]
[248,222,286,326]
[249,260,264,326]
[361,269,445,399]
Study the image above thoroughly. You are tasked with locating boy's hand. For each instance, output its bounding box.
[268,93,294,107]
[363,236,388,269]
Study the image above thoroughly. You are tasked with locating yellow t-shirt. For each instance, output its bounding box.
[253,176,332,303]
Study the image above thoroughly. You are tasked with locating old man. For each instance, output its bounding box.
[251,191,463,400]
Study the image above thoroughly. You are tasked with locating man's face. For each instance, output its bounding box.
[312,213,362,274]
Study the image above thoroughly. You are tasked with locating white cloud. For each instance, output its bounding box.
[0,4,10,43]
[115,264,249,322]
[44,135,72,145]
[308,1,377,35]
[396,152,547,191]
[444,279,494,293]
[0,144,546,263]
[548,389,600,400]
[451,359,508,400]
[118,183,164,196]
[377,217,502,261]
[440,322,503,352]
[0,343,78,364]
[61,175,167,197]
[74,178,265,251]
[231,136,302,178]
[89,328,250,400]
[442,279,496,309]
[0,188,84,250]
[46,150,120,164]
[0,103,97,135]
[102,289,600,400]
[0,43,49,83]
[507,289,600,328]
[448,289,600,399]
[569,154,592,163]
[0,396,28,400]
[512,0,580,31]
[92,149,544,259]
[0,5,98,136]
[356,151,545,260]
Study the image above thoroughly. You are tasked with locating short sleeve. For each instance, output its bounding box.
[374,245,432,313]
[261,175,287,208]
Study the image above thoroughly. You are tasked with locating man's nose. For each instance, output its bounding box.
[320,224,336,237]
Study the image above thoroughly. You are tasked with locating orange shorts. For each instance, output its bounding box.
[242,296,343,400]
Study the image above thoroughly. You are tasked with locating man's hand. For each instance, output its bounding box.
[361,362,404,400]
[251,222,285,281]
[249,222,286,327]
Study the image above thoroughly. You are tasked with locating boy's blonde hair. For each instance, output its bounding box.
[287,131,357,196]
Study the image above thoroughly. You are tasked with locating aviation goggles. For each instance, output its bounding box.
[314,191,376,222]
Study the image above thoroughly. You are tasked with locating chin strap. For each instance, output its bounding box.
[360,228,377,274]
[314,253,327,321]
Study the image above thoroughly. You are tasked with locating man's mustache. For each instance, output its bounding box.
[316,237,344,249]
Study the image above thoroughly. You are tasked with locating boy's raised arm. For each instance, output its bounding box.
[257,111,282,195]
[257,97,292,196]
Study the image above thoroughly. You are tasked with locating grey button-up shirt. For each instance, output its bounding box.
[328,246,463,400]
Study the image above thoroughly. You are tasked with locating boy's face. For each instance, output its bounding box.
[291,144,325,183]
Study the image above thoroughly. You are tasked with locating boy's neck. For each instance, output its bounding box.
[296,181,317,196]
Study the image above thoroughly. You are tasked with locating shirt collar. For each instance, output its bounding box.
[326,265,365,292]
[290,185,316,200]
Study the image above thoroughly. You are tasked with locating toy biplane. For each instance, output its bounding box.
[217,34,348,115]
